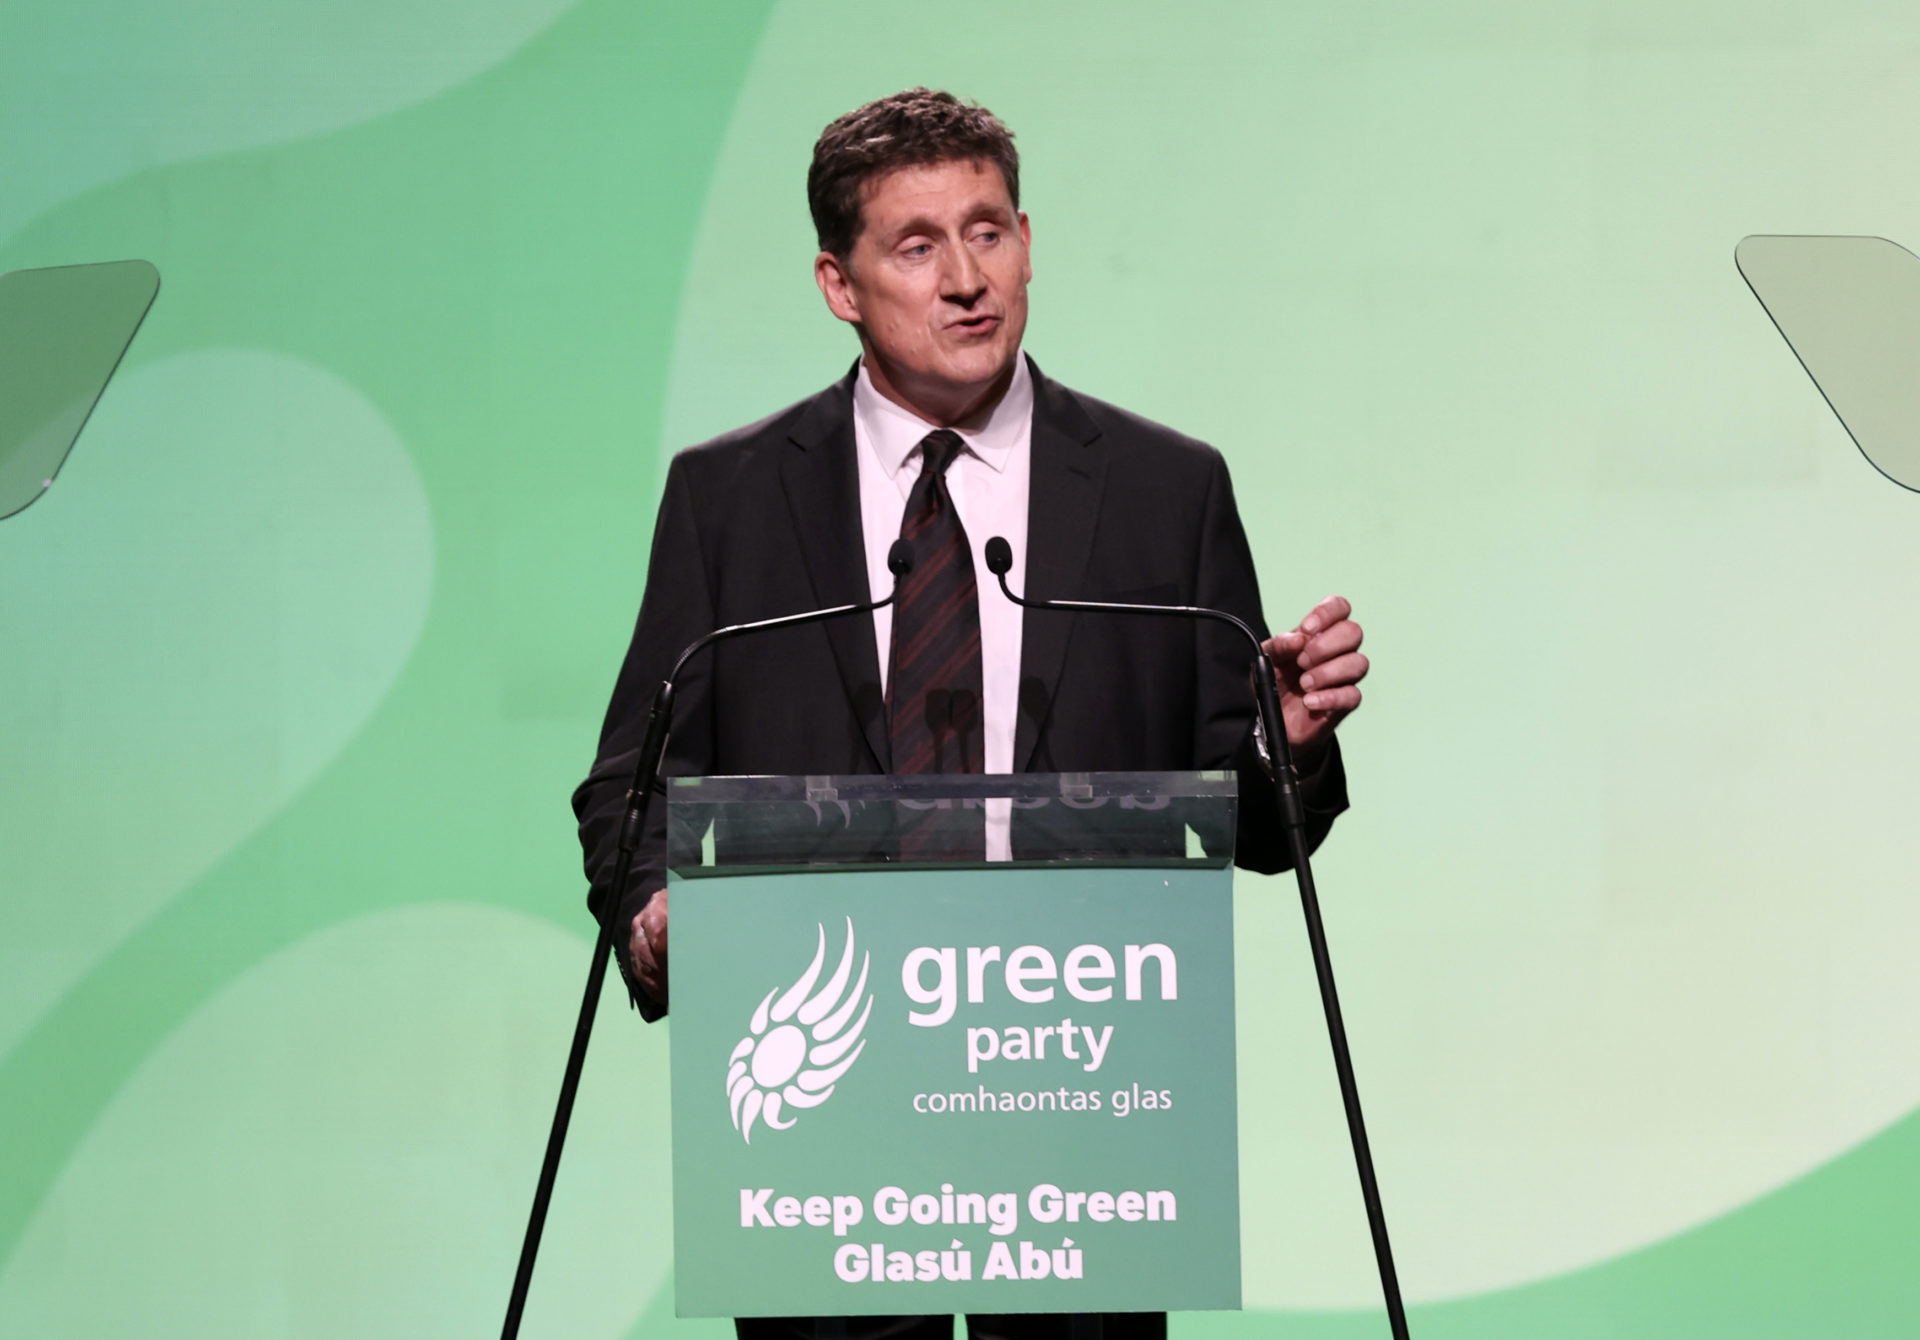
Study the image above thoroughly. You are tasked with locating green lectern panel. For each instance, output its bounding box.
[668,861,1242,1318]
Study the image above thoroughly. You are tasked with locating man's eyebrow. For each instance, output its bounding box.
[880,213,941,244]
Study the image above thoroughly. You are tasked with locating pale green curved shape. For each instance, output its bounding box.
[667,0,1920,1307]
[0,3,781,1309]
[0,905,676,1340]
[0,0,579,245]
[0,348,433,1063]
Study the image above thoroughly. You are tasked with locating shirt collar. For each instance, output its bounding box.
[854,354,1033,480]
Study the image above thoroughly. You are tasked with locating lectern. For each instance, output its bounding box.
[665,770,1244,1318]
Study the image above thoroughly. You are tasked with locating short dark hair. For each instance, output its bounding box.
[808,88,1020,260]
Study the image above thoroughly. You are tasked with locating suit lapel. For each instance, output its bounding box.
[1015,362,1106,771]
[781,370,891,771]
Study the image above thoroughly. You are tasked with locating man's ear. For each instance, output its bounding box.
[1018,211,1032,284]
[815,250,861,325]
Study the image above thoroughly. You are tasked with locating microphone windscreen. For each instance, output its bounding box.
[887,538,915,577]
[984,536,1013,575]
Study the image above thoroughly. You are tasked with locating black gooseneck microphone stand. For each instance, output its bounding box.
[983,536,1411,1340]
[499,541,917,1340]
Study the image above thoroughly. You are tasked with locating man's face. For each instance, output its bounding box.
[816,157,1031,424]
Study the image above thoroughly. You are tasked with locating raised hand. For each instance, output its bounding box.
[1260,595,1367,766]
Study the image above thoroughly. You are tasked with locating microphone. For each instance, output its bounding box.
[661,536,913,691]
[614,537,916,852]
[502,539,915,1340]
[983,535,1299,829]
[985,535,1411,1340]
[608,535,917,841]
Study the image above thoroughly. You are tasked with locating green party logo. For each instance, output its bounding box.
[726,919,874,1143]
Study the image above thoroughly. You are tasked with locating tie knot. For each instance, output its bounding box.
[917,429,965,478]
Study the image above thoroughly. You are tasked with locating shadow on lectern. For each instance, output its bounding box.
[0,259,160,521]
[1737,235,1920,493]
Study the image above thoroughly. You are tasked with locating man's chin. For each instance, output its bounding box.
[871,345,1022,423]
[935,344,1020,391]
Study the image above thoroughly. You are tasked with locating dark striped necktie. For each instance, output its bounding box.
[888,428,985,775]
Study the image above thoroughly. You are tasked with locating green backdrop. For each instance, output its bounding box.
[4,1,1919,1335]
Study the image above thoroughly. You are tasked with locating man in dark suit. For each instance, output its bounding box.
[572,87,1369,1340]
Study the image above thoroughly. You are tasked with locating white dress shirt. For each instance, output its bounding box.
[854,356,1032,858]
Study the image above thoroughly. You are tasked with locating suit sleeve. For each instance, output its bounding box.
[571,454,718,1021]
[1190,449,1349,874]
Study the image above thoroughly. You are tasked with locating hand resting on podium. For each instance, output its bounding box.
[630,889,669,1009]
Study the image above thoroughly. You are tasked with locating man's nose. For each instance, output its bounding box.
[939,244,986,302]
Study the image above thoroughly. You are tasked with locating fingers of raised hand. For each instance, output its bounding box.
[1261,632,1307,681]
[1299,683,1362,715]
[1296,595,1353,638]
[1295,622,1363,676]
[1298,650,1369,695]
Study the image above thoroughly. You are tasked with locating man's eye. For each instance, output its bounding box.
[902,243,932,258]
[975,230,999,244]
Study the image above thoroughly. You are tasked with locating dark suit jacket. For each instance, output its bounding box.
[573,358,1348,1018]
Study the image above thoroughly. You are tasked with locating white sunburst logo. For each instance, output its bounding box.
[726,918,873,1144]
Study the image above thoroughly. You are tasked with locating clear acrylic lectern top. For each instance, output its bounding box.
[666,771,1237,877]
